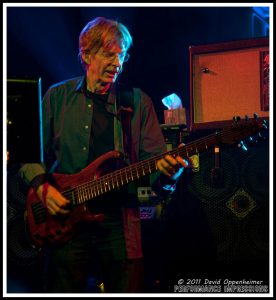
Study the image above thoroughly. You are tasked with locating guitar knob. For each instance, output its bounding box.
[56,229,62,235]
[253,113,258,120]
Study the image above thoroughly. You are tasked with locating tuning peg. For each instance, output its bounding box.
[238,140,248,151]
[262,120,268,129]
[248,136,257,146]
[258,131,268,140]
[245,115,250,121]
[253,113,258,120]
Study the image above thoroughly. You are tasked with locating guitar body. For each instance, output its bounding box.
[26,151,124,247]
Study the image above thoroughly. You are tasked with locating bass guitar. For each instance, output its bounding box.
[26,117,267,247]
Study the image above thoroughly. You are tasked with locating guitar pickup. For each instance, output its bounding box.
[31,202,47,224]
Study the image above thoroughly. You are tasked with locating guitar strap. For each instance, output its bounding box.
[116,84,134,164]
[116,86,143,258]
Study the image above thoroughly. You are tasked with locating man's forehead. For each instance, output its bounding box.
[102,39,126,52]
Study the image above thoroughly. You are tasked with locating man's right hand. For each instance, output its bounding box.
[36,183,71,215]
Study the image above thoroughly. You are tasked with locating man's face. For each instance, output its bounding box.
[86,42,127,87]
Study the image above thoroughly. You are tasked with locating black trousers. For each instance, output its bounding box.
[44,213,143,293]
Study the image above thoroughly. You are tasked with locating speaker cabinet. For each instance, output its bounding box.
[186,135,269,263]
[189,37,269,130]
[7,78,43,163]
[6,164,44,293]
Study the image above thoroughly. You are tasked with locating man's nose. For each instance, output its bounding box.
[112,54,122,67]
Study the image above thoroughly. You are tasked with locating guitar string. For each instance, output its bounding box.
[61,123,259,202]
[61,125,251,201]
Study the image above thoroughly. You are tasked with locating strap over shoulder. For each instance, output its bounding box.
[116,83,134,111]
[116,83,134,163]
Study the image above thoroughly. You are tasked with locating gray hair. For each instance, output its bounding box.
[79,17,133,70]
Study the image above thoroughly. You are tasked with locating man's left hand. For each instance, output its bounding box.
[157,154,189,181]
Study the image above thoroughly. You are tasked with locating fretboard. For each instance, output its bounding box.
[62,130,223,205]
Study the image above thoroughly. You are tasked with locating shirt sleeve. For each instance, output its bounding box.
[19,163,47,186]
[138,90,178,197]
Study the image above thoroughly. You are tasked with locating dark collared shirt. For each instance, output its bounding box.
[20,75,173,258]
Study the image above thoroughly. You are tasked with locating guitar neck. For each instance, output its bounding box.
[64,130,222,205]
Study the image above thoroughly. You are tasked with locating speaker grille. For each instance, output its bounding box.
[203,206,240,261]
[7,164,40,268]
[7,213,40,267]
[187,138,269,261]
[188,148,242,204]
[241,143,269,202]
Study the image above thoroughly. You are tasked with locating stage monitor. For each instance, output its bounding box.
[7,78,43,164]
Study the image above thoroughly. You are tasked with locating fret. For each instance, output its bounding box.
[86,185,91,200]
[82,188,85,202]
[76,189,79,203]
[154,161,158,171]
[136,166,140,178]
[120,170,124,185]
[126,167,130,181]
[78,189,82,203]
[131,168,134,181]
[83,186,87,202]
[80,187,84,202]
[85,188,88,201]
[91,188,95,199]
[100,183,103,195]
[125,169,129,183]
[86,186,89,201]
[148,160,152,174]
[71,191,76,205]
[185,147,189,157]
[112,176,115,189]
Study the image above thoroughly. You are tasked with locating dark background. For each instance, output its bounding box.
[5,5,270,294]
[6,5,269,123]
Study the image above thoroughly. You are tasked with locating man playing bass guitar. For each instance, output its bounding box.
[19,17,189,293]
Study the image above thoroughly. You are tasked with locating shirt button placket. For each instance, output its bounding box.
[83,102,92,152]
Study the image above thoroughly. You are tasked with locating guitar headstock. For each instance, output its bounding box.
[219,115,268,147]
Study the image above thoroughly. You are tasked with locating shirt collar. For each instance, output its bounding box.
[75,75,87,93]
[75,74,116,106]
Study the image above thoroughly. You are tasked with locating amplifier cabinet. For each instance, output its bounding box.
[189,37,269,130]
[7,78,43,163]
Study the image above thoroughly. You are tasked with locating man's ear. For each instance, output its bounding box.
[82,52,91,65]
